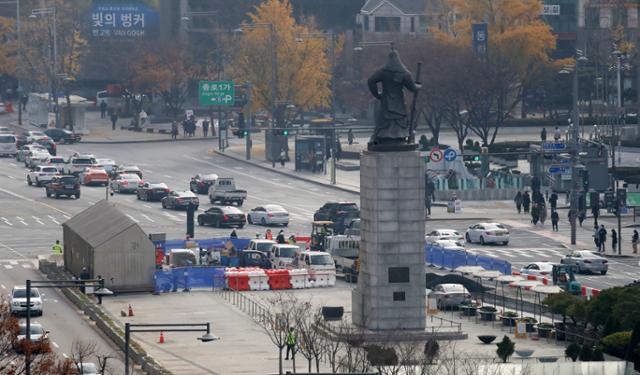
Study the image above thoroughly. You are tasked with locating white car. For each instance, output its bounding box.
[25,130,49,143]
[95,158,117,174]
[430,283,471,309]
[519,262,554,276]
[0,133,16,157]
[0,126,12,133]
[25,149,51,168]
[113,165,142,178]
[465,222,510,245]
[426,229,465,245]
[27,165,59,187]
[560,250,609,275]
[16,144,45,161]
[64,154,97,175]
[432,239,471,252]
[47,156,67,169]
[10,286,43,316]
[248,204,290,226]
[110,173,144,193]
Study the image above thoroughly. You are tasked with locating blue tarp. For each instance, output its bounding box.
[425,245,511,275]
[153,237,252,256]
[154,266,226,293]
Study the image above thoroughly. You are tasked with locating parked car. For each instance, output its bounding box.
[80,167,109,186]
[247,204,289,226]
[10,286,43,316]
[190,173,218,194]
[313,202,360,234]
[465,222,510,245]
[197,206,245,227]
[64,154,97,175]
[432,239,469,251]
[110,173,144,193]
[27,165,59,187]
[0,133,17,157]
[137,182,170,201]
[24,130,49,143]
[294,251,336,275]
[16,144,45,162]
[560,250,608,275]
[14,323,49,354]
[45,175,80,199]
[0,126,12,133]
[162,190,199,210]
[430,284,471,310]
[269,244,299,269]
[519,262,554,276]
[25,149,51,168]
[47,156,67,170]
[44,128,81,143]
[113,165,142,178]
[426,229,465,245]
[207,177,247,206]
[95,158,117,175]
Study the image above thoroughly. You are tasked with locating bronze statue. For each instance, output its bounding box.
[367,49,419,149]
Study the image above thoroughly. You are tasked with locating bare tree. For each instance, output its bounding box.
[264,293,306,375]
[295,303,325,373]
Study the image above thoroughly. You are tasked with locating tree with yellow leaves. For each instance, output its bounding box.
[433,0,558,145]
[232,0,334,119]
[0,17,17,77]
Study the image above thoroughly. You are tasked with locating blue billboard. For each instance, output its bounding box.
[89,2,158,38]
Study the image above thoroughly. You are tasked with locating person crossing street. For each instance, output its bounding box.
[285,327,297,360]
[52,240,63,254]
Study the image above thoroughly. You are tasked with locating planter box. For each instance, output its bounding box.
[537,327,552,338]
[479,311,497,322]
[461,306,477,316]
[501,316,517,327]
[524,323,536,333]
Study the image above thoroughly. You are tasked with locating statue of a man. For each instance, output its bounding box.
[367,50,418,147]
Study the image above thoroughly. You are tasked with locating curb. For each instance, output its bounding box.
[212,150,361,195]
[82,137,217,145]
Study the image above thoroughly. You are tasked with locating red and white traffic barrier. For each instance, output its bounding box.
[581,286,601,300]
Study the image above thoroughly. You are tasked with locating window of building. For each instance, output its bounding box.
[410,17,415,32]
[629,7,638,28]
[374,16,400,32]
[419,15,428,32]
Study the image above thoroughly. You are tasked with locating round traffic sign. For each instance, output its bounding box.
[444,148,457,161]
[429,148,443,162]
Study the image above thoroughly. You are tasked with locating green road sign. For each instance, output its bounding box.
[199,80,235,106]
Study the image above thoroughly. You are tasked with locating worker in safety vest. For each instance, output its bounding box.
[285,327,297,360]
[52,240,63,254]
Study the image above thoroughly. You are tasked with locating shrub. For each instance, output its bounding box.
[600,331,632,358]
[424,339,439,364]
[579,345,593,361]
[592,346,605,361]
[565,343,580,362]
[496,336,515,363]
[502,311,518,318]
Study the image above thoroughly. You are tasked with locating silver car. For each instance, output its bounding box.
[248,204,289,226]
[430,283,471,309]
[561,250,608,275]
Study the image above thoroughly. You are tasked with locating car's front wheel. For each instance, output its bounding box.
[480,236,485,245]
[197,217,204,226]
[27,176,32,186]
[601,270,607,275]
[465,233,471,243]
[247,215,253,224]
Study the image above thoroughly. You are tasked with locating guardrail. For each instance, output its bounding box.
[217,288,273,327]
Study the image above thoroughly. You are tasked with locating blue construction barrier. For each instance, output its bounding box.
[153,237,252,256]
[425,245,511,275]
[154,266,226,293]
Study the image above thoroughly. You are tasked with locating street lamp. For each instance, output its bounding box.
[611,47,629,255]
[29,7,58,128]
[23,278,112,375]
[296,32,338,184]
[124,322,217,374]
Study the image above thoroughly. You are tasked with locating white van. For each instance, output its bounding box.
[295,251,336,273]
[0,134,17,157]
[269,244,299,269]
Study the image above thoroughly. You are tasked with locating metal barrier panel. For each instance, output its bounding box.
[425,245,511,274]
[153,266,226,293]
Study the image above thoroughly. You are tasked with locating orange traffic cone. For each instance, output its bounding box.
[159,331,165,344]
[128,304,134,317]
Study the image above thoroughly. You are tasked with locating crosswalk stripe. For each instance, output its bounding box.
[126,214,140,223]
[9,260,17,265]
[32,216,45,226]
[4,265,13,269]
[1,217,12,226]
[142,214,155,223]
[22,263,31,269]
[48,215,60,225]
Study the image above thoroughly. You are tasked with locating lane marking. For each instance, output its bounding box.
[9,261,17,265]
[143,204,152,209]
[52,342,59,348]
[7,175,15,179]
[32,216,45,226]
[4,265,13,269]
[164,174,172,178]
[126,214,140,223]
[48,215,60,225]
[62,353,68,359]
[22,263,31,269]
[62,214,70,219]
[0,284,5,289]
[0,242,27,259]
[0,187,71,216]
[141,214,155,222]
[1,217,12,226]
[9,162,16,167]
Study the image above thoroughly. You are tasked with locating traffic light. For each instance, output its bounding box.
[604,191,615,212]
[283,129,289,137]
[473,155,480,161]
[617,189,627,207]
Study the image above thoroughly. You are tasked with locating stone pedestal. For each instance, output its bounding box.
[352,150,426,330]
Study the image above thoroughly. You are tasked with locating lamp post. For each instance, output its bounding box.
[29,7,57,128]
[612,48,628,255]
[24,278,113,375]
[297,32,337,184]
[124,322,217,374]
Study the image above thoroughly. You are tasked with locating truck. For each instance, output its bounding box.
[246,239,276,255]
[324,235,359,283]
[208,177,247,206]
[237,249,272,269]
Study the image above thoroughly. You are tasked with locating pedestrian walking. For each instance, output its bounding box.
[612,229,618,252]
[279,148,286,168]
[348,129,354,146]
[425,190,432,216]
[514,191,523,214]
[549,192,558,210]
[110,110,118,130]
[276,230,286,244]
[265,229,273,240]
[171,121,178,140]
[632,230,639,254]
[592,206,600,228]
[99,100,107,118]
[553,126,561,141]
[52,240,63,254]
[21,93,28,111]
[551,210,559,231]
[230,229,238,239]
[578,210,586,227]
[539,202,547,225]
[139,109,148,127]
[202,119,209,137]
[598,225,607,252]
[285,327,297,360]
[593,227,600,250]
[540,127,547,142]
[522,191,531,213]
[531,203,539,225]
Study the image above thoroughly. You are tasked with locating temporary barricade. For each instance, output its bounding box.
[153,266,225,293]
[312,270,336,287]
[289,269,308,289]
[248,269,269,291]
[425,245,512,275]
[154,237,252,256]
[266,269,292,290]
[226,267,250,291]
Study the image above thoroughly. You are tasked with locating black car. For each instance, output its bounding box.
[190,173,218,194]
[198,206,246,228]
[44,128,81,144]
[137,182,170,201]
[313,202,360,234]
[46,175,80,199]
